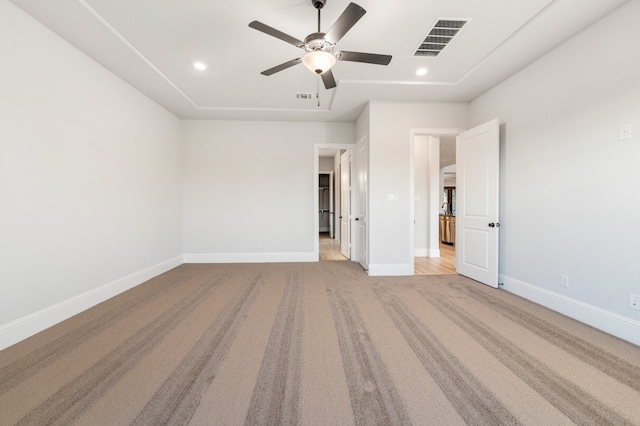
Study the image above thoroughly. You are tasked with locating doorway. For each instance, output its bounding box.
[410,128,465,275]
[409,120,500,286]
[315,144,355,262]
[318,172,333,236]
[318,169,344,261]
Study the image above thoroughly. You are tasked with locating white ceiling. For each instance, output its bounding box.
[11,0,628,122]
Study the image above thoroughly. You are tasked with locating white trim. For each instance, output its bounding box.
[0,255,183,351]
[414,248,441,257]
[501,274,640,346]
[183,252,316,264]
[428,248,441,258]
[354,134,369,271]
[367,263,414,276]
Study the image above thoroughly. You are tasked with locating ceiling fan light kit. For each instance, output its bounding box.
[302,50,337,74]
[249,0,392,89]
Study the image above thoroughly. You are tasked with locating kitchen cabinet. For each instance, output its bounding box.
[439,214,456,245]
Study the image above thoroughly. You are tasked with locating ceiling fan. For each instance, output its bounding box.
[249,0,392,90]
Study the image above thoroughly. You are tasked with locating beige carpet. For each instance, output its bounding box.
[1,261,639,425]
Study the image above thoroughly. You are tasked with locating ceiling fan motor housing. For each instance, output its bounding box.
[304,32,334,53]
[311,0,326,9]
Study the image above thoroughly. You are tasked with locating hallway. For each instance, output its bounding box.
[319,233,348,261]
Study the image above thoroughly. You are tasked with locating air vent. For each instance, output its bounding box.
[414,19,468,57]
[295,92,315,100]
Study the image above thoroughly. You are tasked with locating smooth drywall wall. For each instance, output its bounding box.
[181,120,355,262]
[0,2,182,349]
[469,1,640,344]
[365,102,468,275]
[319,157,335,172]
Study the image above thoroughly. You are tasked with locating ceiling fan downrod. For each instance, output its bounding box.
[312,0,326,32]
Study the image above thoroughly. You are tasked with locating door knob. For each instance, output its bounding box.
[488,223,495,227]
[355,218,359,221]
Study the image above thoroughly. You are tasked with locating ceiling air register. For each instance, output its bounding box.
[414,19,468,57]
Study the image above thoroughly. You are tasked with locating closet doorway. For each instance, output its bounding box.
[318,172,334,237]
[316,145,354,262]
[318,166,344,261]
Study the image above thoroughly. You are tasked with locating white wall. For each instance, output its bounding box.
[364,102,468,275]
[182,120,355,262]
[319,157,335,172]
[0,2,183,349]
[469,1,640,344]
[4,0,638,350]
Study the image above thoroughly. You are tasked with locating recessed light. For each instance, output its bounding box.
[193,62,207,71]
[416,67,428,76]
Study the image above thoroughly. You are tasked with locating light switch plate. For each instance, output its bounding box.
[619,124,631,140]
[631,293,640,311]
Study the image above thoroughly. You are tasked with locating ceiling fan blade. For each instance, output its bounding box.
[249,21,305,48]
[337,50,392,66]
[261,58,302,76]
[321,69,337,89]
[324,3,366,45]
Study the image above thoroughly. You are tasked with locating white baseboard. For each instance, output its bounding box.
[183,252,316,263]
[501,274,640,346]
[414,248,441,258]
[0,256,183,351]
[367,263,414,276]
[428,248,441,258]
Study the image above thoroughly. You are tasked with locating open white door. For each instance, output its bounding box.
[340,151,351,259]
[456,119,500,288]
[356,136,368,270]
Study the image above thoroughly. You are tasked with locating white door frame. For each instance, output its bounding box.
[340,150,351,259]
[314,143,356,261]
[355,134,368,271]
[409,128,466,274]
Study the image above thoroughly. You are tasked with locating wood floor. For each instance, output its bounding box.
[319,233,456,275]
[319,233,348,261]
[414,243,456,275]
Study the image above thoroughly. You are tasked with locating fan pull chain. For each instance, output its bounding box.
[317,75,321,107]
